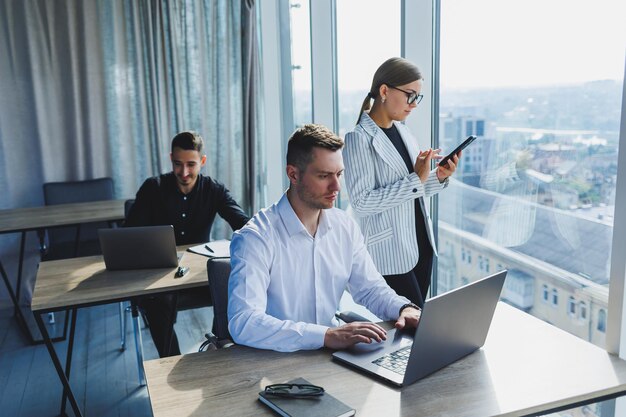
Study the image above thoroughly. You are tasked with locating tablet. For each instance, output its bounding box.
[439,135,477,167]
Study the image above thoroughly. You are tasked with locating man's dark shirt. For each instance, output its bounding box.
[125,172,249,244]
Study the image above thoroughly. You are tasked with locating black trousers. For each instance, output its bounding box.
[137,294,181,358]
[383,245,434,308]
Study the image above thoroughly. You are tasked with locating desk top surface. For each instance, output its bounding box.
[144,302,626,417]
[0,199,126,233]
[31,247,211,312]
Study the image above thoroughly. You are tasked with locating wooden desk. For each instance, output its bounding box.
[31,248,211,417]
[32,249,208,313]
[144,303,626,417]
[0,199,126,233]
[0,199,126,342]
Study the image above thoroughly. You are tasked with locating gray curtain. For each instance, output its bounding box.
[0,0,263,306]
[242,0,265,211]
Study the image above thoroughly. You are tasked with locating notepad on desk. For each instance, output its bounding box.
[187,239,231,258]
[258,377,355,417]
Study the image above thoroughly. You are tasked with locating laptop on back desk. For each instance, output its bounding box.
[98,225,179,270]
[332,270,507,387]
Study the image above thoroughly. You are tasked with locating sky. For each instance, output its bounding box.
[439,0,626,89]
[290,0,626,90]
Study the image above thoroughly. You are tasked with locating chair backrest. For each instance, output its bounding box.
[42,177,115,259]
[124,199,135,223]
[207,258,232,341]
[43,178,114,205]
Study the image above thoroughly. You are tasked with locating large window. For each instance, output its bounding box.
[277,0,625,353]
[335,0,401,209]
[268,1,626,414]
[335,0,401,138]
[435,5,624,414]
[289,1,312,128]
[437,0,625,350]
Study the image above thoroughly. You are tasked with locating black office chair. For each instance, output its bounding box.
[205,258,233,349]
[124,199,136,224]
[42,177,115,260]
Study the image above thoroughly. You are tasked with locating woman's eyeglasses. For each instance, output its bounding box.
[387,85,424,105]
[264,383,325,399]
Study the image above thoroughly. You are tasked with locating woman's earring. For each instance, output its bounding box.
[382,97,386,104]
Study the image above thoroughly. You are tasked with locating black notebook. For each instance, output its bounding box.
[258,377,355,417]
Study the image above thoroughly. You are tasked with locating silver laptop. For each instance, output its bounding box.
[98,225,179,270]
[332,270,507,387]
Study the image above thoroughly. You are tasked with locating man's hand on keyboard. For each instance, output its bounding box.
[324,322,388,349]
[395,307,421,330]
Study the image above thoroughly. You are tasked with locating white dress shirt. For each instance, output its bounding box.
[227,193,410,352]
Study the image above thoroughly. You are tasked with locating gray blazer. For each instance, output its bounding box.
[344,112,447,275]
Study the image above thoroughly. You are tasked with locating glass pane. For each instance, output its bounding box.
[289,1,312,127]
[336,0,401,137]
[438,0,625,349]
[539,398,615,417]
[336,0,401,209]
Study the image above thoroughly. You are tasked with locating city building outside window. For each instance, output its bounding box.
[598,309,607,333]
[552,289,558,306]
[436,0,623,361]
[568,296,576,316]
[579,301,587,320]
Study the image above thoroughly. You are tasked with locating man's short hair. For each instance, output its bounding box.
[286,124,344,172]
[171,131,204,154]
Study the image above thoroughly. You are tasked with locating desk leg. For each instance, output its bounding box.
[34,312,83,417]
[6,230,69,345]
[131,301,146,386]
[0,259,32,341]
[14,231,26,313]
[119,302,127,351]
[60,308,78,416]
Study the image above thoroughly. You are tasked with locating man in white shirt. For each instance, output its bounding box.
[227,124,421,352]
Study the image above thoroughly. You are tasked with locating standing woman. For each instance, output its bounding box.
[343,57,459,308]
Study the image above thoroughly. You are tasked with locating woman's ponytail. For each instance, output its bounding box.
[356,92,374,125]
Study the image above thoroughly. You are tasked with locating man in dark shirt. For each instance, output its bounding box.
[126,131,249,357]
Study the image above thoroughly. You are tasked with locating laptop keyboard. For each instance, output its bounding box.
[372,345,411,375]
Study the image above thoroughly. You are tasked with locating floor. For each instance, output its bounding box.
[0,303,213,417]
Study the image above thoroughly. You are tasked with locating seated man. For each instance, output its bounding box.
[126,131,249,357]
[228,124,421,352]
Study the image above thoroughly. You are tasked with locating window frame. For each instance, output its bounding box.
[261,0,626,357]
[580,301,588,321]
[568,296,577,317]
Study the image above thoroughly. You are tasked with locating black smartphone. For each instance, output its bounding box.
[438,135,477,167]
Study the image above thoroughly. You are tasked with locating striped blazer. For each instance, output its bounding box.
[343,112,447,275]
